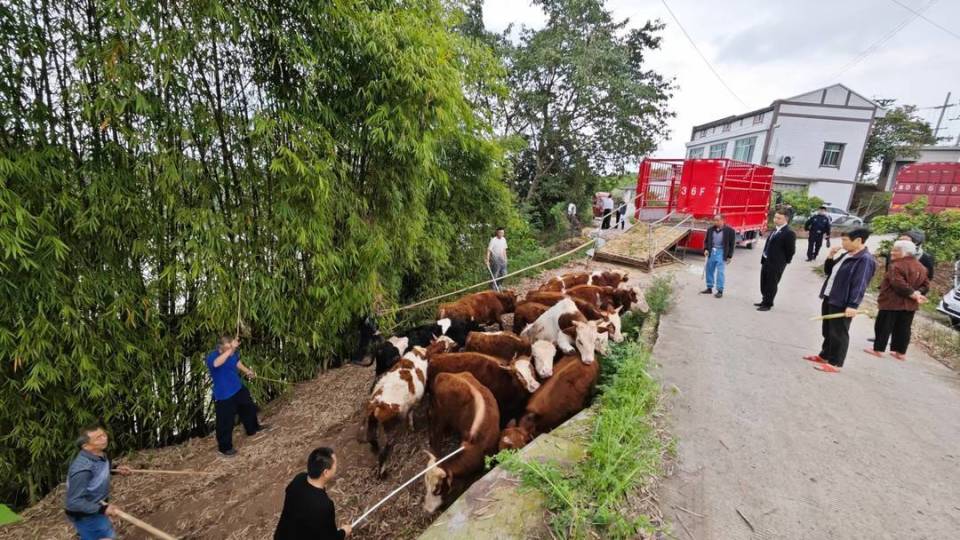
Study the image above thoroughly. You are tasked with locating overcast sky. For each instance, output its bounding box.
[483,0,960,158]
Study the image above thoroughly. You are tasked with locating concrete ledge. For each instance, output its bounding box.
[418,407,595,540]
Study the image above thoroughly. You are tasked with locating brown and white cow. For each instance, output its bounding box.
[513,301,550,334]
[364,337,455,477]
[464,331,531,362]
[423,371,500,513]
[521,298,600,368]
[538,270,629,292]
[428,352,539,422]
[499,352,600,450]
[438,290,517,329]
[565,284,642,313]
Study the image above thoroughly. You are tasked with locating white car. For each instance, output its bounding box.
[822,206,864,226]
[937,261,960,329]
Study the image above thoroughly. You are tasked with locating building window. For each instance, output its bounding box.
[753,112,765,125]
[688,146,704,159]
[732,137,756,162]
[709,142,727,158]
[820,142,845,168]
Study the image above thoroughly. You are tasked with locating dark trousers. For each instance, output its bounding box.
[819,299,852,367]
[601,210,612,229]
[759,260,785,307]
[873,309,916,354]
[214,386,260,452]
[807,234,824,260]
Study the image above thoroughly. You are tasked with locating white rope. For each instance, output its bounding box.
[350,446,465,528]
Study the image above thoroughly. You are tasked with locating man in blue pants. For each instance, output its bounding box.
[701,214,736,298]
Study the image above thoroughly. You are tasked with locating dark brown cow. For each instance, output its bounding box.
[464,331,531,362]
[438,290,517,329]
[513,302,550,334]
[422,371,500,512]
[428,352,539,423]
[538,270,629,292]
[499,353,601,450]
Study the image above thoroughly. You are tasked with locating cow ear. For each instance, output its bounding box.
[615,305,623,314]
[561,326,577,339]
[506,419,517,428]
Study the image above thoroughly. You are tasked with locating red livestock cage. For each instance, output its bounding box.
[634,158,774,250]
[890,162,960,214]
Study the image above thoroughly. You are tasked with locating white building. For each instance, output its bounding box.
[685,84,885,210]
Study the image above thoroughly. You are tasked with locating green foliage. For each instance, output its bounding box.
[0,0,521,508]
[645,276,674,315]
[780,190,825,218]
[871,198,960,261]
[498,341,663,539]
[860,101,937,177]
[493,0,673,228]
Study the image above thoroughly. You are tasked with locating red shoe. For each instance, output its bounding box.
[890,352,906,361]
[814,364,841,373]
[863,349,883,358]
[803,355,827,364]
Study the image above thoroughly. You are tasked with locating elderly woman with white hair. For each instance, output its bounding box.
[865,239,930,361]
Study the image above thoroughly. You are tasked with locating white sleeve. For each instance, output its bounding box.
[487,238,495,251]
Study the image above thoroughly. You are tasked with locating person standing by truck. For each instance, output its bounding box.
[804,206,832,261]
[700,214,736,298]
[756,210,796,311]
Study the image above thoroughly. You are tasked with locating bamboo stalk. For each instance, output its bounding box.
[235,278,243,338]
[114,508,178,540]
[810,310,868,321]
[112,468,213,476]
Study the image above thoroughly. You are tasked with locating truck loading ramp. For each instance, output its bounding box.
[594,222,690,271]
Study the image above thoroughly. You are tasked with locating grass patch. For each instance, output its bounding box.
[916,319,960,372]
[495,278,673,539]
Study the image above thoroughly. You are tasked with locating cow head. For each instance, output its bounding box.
[387,336,410,356]
[571,320,599,364]
[512,357,541,393]
[426,335,457,356]
[602,305,623,343]
[530,340,557,378]
[422,451,449,513]
[499,419,533,451]
[594,326,610,356]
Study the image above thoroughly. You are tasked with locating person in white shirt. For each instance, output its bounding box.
[601,195,615,229]
[486,227,508,290]
[567,203,580,237]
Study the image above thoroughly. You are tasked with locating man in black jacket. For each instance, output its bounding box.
[756,210,796,311]
[275,447,352,540]
[804,206,832,261]
[700,214,736,298]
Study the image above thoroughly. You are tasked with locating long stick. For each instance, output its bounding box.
[100,503,177,540]
[350,446,464,528]
[810,310,867,321]
[486,262,501,292]
[235,278,243,339]
[250,375,289,385]
[112,468,213,476]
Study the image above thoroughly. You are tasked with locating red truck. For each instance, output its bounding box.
[890,162,960,213]
[634,158,774,250]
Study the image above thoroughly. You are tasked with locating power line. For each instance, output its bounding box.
[888,0,960,41]
[659,0,748,109]
[825,0,937,83]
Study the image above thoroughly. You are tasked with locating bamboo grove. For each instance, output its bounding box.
[0,0,523,506]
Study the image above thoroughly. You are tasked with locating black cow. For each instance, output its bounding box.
[366,318,481,384]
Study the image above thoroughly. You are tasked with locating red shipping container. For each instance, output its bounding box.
[890,162,960,213]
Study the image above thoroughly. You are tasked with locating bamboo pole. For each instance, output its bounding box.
[101,503,177,540]
[810,310,868,321]
[250,375,289,385]
[235,278,243,339]
[112,468,213,476]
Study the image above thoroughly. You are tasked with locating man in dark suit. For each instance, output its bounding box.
[756,210,796,311]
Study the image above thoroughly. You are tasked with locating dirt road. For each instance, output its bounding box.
[655,242,960,539]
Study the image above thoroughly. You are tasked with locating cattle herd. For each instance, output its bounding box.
[358,270,644,513]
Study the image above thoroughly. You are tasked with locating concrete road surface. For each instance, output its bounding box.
[655,239,960,540]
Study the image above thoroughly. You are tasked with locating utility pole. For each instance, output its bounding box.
[931,91,952,139]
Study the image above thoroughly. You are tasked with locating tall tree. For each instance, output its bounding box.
[493,0,673,224]
[860,100,938,181]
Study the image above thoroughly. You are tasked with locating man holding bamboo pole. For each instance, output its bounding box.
[805,228,877,373]
[64,424,131,540]
[206,334,268,457]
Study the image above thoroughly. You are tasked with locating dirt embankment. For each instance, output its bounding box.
[3,257,641,540]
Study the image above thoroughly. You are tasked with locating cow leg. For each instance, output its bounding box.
[376,421,391,478]
[407,410,415,431]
